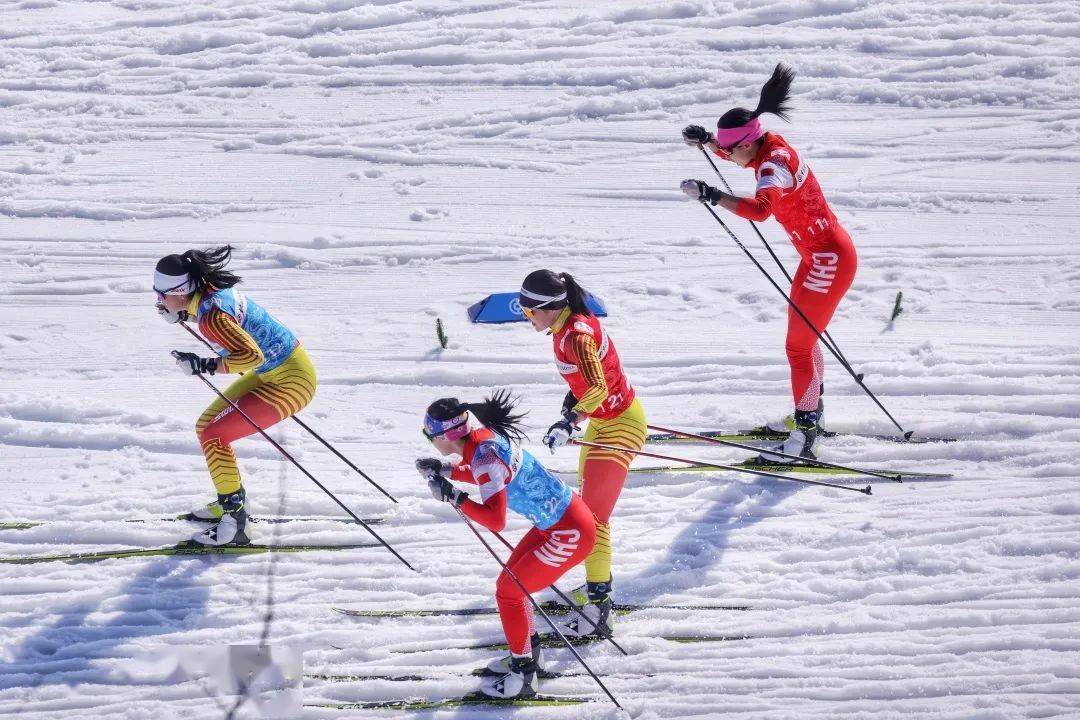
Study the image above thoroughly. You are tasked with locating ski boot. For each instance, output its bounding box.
[758,403,823,463]
[190,488,250,546]
[479,655,538,700]
[183,499,224,522]
[482,632,542,676]
[562,578,614,638]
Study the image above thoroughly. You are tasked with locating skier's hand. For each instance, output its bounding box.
[681,179,718,204]
[682,124,713,146]
[543,415,579,454]
[157,302,188,324]
[172,350,218,376]
[415,457,450,480]
[427,475,467,507]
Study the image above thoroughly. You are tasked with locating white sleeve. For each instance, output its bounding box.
[471,442,511,502]
[756,160,795,192]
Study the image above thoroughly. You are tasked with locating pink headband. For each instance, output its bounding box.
[714,117,763,148]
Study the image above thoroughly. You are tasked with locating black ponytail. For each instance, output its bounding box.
[559,272,593,317]
[718,63,796,129]
[466,389,528,443]
[426,390,528,443]
[182,245,241,292]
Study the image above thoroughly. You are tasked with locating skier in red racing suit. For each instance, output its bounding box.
[681,63,857,460]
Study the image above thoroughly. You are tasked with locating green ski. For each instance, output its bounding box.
[334,601,750,618]
[392,632,754,654]
[307,692,588,710]
[0,516,383,531]
[1,542,380,565]
[631,461,952,479]
[647,427,956,445]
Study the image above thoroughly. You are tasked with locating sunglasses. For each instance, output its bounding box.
[519,297,560,319]
[715,130,753,159]
[154,279,190,301]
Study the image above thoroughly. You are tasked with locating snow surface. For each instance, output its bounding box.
[1,0,1079,718]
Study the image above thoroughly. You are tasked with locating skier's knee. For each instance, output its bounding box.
[495,571,525,604]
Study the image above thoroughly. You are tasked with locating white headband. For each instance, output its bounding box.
[154,270,194,295]
[519,287,567,307]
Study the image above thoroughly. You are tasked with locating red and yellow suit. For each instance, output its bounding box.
[188,291,317,496]
[550,309,646,585]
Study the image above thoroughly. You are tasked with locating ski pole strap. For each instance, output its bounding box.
[571,439,871,495]
[646,423,902,483]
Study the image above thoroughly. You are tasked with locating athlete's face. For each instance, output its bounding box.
[158,292,190,313]
[430,433,464,456]
[523,306,560,332]
[721,142,756,168]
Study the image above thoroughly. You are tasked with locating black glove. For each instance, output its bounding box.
[682,124,713,146]
[428,475,467,507]
[172,351,217,376]
[415,457,450,480]
[680,179,722,205]
[560,391,577,417]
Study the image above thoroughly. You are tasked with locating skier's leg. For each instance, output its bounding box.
[578,399,646,588]
[195,347,317,497]
[496,501,597,653]
[785,237,857,412]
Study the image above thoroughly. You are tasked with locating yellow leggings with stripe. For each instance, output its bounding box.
[195,346,317,496]
[576,397,647,584]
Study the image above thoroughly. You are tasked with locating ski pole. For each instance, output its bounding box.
[453,506,623,709]
[694,201,912,439]
[179,322,398,503]
[175,355,416,572]
[487,529,628,656]
[647,423,903,483]
[571,439,870,495]
[696,146,857,378]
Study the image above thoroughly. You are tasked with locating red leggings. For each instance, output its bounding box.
[495,495,596,655]
[787,232,857,411]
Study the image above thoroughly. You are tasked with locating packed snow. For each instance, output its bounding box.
[1,0,1079,718]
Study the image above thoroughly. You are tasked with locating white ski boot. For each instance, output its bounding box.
[758,405,823,463]
[484,633,542,676]
[562,579,614,638]
[190,489,250,546]
[480,656,538,700]
[184,500,224,522]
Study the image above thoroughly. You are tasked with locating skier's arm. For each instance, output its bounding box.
[566,334,608,417]
[459,485,508,532]
[728,188,780,222]
[460,445,512,532]
[199,308,265,373]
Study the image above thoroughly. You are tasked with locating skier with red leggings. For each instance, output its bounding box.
[416,391,596,700]
[681,64,857,459]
